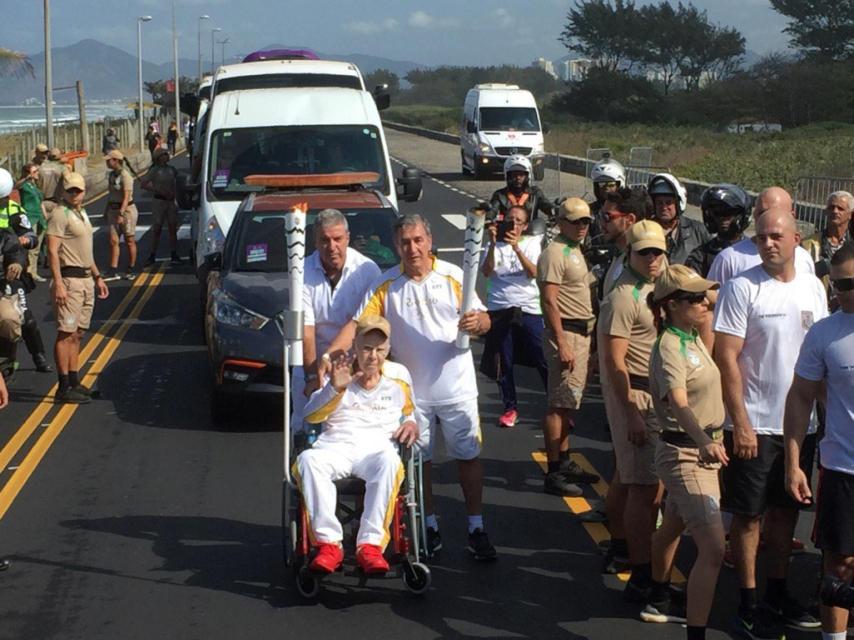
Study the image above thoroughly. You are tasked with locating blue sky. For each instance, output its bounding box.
[7,0,791,66]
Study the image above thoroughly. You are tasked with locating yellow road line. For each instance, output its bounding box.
[0,269,165,519]
[531,450,686,584]
[0,271,152,474]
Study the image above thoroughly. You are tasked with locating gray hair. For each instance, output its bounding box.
[827,191,854,213]
[393,213,432,237]
[314,208,348,235]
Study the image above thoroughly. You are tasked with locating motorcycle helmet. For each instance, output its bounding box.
[0,168,13,199]
[701,183,752,235]
[503,154,532,184]
[647,172,688,216]
[590,158,626,186]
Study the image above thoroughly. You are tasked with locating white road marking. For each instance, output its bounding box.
[442,214,468,230]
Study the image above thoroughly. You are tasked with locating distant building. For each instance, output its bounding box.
[559,58,593,82]
[532,57,558,80]
[726,122,784,134]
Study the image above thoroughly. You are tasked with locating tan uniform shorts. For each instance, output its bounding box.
[656,439,722,531]
[108,203,138,237]
[53,277,94,332]
[603,384,660,485]
[543,328,590,410]
[0,295,23,342]
[151,199,178,228]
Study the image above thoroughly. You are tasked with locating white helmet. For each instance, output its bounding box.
[647,172,688,216]
[503,154,532,178]
[0,168,13,199]
[590,158,625,186]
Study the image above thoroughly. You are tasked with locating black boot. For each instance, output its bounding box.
[22,310,51,372]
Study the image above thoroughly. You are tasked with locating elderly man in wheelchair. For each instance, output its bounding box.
[294,314,420,576]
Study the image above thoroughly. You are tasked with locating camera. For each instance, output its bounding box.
[497,220,514,242]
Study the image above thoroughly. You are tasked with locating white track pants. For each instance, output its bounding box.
[295,440,404,549]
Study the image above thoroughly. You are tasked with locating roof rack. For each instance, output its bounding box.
[243,172,381,190]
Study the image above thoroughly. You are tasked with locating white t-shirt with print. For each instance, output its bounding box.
[708,237,815,285]
[713,264,828,434]
[794,311,854,474]
[480,235,542,315]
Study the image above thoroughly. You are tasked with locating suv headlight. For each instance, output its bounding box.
[212,289,269,330]
[204,216,226,256]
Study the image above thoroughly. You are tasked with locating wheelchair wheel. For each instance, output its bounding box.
[402,562,431,595]
[296,566,321,599]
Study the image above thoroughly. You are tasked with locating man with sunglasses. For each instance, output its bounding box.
[714,209,828,637]
[598,219,667,602]
[536,198,599,496]
[784,241,854,640]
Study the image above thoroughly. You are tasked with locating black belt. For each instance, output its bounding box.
[560,318,592,336]
[661,428,723,448]
[108,201,134,209]
[629,374,650,392]
[60,266,90,278]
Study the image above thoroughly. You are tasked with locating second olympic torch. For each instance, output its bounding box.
[284,203,307,366]
[455,206,487,350]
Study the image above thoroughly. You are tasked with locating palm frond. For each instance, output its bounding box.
[0,48,35,79]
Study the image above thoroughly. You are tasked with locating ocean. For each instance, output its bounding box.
[0,104,134,134]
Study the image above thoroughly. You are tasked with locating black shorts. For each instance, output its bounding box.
[721,432,816,517]
[814,468,854,556]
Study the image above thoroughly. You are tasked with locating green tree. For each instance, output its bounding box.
[364,69,400,97]
[550,67,663,123]
[0,47,33,78]
[559,0,644,72]
[639,2,686,95]
[677,9,745,91]
[770,0,854,60]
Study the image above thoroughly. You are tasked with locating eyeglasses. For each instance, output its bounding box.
[563,218,591,226]
[831,277,854,292]
[637,247,665,257]
[600,210,630,224]
[673,292,707,304]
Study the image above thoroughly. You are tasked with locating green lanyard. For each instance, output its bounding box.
[625,263,652,302]
[556,234,580,257]
[664,324,698,356]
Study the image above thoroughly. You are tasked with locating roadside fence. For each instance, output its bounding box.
[793,176,854,235]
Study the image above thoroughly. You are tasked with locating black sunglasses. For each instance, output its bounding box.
[637,247,665,257]
[673,292,707,304]
[564,218,592,226]
[831,277,854,292]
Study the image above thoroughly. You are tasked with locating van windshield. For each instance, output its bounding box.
[479,107,540,132]
[207,125,388,201]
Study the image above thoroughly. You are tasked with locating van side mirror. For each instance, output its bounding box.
[396,168,422,203]
[181,94,200,118]
[204,251,222,272]
[466,121,477,134]
[373,84,391,111]
[542,122,551,134]
[176,172,199,210]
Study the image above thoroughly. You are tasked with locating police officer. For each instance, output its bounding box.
[489,155,553,225]
[32,143,49,166]
[141,148,182,266]
[37,147,68,217]
[0,168,52,374]
[104,150,138,280]
[686,184,752,278]
[648,173,710,265]
[46,173,109,404]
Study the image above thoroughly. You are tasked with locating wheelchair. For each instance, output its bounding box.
[282,425,432,599]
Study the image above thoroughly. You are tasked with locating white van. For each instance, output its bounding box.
[460,84,546,180]
[184,59,417,282]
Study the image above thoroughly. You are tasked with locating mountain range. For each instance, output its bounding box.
[0,39,424,105]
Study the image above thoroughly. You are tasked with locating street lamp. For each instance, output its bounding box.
[197,14,209,82]
[137,15,153,153]
[217,38,230,67]
[210,27,222,76]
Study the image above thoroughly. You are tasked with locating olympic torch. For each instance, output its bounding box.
[455,205,487,350]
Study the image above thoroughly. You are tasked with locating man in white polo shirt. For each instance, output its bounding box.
[714,208,828,638]
[293,209,381,429]
[784,241,854,640]
[323,213,496,560]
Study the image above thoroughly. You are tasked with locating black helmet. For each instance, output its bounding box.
[701,183,752,235]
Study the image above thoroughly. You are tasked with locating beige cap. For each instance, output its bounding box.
[63,172,86,191]
[105,149,124,161]
[48,147,63,160]
[153,148,170,161]
[559,197,592,221]
[34,143,49,153]
[627,220,667,252]
[355,314,391,340]
[653,264,719,302]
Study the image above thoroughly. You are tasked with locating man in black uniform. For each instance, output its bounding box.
[648,172,710,265]
[686,183,752,278]
[489,155,553,226]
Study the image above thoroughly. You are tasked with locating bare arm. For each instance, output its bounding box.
[302,325,319,396]
[481,225,497,278]
[602,334,648,446]
[668,387,728,464]
[783,374,821,503]
[714,332,757,459]
[317,320,358,380]
[47,234,66,307]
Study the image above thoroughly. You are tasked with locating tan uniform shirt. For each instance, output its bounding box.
[650,327,725,434]
[46,205,94,269]
[597,266,656,377]
[536,234,594,323]
[108,169,134,206]
[144,165,177,199]
[38,160,68,201]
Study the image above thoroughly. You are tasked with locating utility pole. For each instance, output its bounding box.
[197,15,209,82]
[44,0,54,148]
[210,27,222,76]
[172,0,181,134]
[137,15,153,152]
[76,80,89,153]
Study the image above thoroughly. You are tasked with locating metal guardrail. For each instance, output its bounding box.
[626,147,653,187]
[793,176,854,236]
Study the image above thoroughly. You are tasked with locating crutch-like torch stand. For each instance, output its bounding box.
[455,206,487,350]
[282,204,307,565]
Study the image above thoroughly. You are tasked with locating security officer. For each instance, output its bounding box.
[685,183,752,278]
[46,173,109,404]
[37,147,68,217]
[141,148,182,265]
[0,167,52,374]
[104,150,139,280]
[32,143,49,166]
[648,173,710,265]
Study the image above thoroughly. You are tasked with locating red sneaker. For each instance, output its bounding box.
[309,543,344,574]
[356,544,389,574]
[498,409,518,428]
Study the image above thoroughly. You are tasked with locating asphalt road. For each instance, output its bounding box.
[0,138,821,640]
